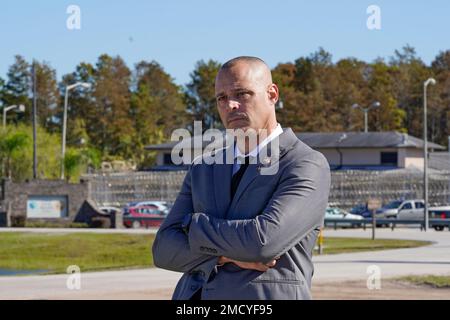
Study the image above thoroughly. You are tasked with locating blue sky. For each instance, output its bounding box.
[0,0,449,85]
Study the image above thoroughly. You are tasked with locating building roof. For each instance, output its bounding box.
[296,132,445,149]
[145,135,214,150]
[145,131,445,151]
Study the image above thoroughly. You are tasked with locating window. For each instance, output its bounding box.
[415,202,425,209]
[381,152,398,166]
[401,203,412,210]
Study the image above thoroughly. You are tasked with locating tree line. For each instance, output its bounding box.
[1,45,450,181]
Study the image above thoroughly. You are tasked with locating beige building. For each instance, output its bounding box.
[145,131,445,170]
[297,132,444,170]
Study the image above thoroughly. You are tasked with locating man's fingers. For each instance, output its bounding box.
[266,260,277,267]
[256,265,269,272]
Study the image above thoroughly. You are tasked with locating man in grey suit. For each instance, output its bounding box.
[152,56,330,300]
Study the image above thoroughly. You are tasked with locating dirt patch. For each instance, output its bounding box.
[312,279,450,300]
[47,280,450,300]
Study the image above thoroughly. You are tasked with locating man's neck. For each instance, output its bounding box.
[236,122,280,156]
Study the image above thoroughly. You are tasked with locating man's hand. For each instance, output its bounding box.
[218,256,278,272]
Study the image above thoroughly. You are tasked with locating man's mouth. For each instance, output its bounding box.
[228,117,247,124]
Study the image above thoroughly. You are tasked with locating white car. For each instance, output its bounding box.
[325,207,363,228]
[98,206,122,215]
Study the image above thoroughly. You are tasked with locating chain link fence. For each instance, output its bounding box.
[85,168,450,210]
[86,171,186,207]
[329,168,450,209]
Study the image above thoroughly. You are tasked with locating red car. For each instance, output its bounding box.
[123,205,167,228]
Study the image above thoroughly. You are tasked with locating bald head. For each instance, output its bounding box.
[217,56,273,87]
[215,56,279,133]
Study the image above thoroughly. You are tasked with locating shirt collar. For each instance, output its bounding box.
[234,123,283,159]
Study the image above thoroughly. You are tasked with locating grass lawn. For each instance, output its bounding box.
[398,275,450,288]
[0,233,431,275]
[317,237,431,255]
[0,232,155,274]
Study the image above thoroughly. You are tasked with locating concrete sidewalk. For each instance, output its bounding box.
[0,268,181,300]
[313,229,450,282]
[0,228,449,299]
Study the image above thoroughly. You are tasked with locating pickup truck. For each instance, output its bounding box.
[376,199,450,231]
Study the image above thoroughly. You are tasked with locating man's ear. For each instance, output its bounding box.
[267,84,279,104]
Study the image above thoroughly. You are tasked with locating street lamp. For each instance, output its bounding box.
[276,99,284,110]
[61,82,91,180]
[352,101,381,133]
[423,78,436,232]
[2,104,25,128]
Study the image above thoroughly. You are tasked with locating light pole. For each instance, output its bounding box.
[423,78,436,232]
[61,82,91,180]
[352,101,381,133]
[2,104,25,128]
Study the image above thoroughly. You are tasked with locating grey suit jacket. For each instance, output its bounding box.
[152,128,331,300]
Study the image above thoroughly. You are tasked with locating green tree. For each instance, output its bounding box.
[333,58,369,131]
[91,54,133,157]
[0,76,6,109]
[389,45,430,136]
[59,62,95,146]
[431,50,450,145]
[185,59,222,130]
[34,61,60,132]
[135,60,188,136]
[0,130,30,178]
[3,55,31,123]
[365,61,406,132]
[130,83,164,168]
[0,124,61,181]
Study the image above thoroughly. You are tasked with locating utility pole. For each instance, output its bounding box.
[32,61,38,180]
[423,78,436,232]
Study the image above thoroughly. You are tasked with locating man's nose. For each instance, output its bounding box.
[226,99,240,111]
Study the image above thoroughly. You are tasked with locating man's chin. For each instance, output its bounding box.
[227,120,250,131]
[227,124,250,132]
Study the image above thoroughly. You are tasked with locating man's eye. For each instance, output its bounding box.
[237,92,250,98]
[217,96,226,102]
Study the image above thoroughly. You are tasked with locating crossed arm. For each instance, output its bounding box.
[152,152,330,273]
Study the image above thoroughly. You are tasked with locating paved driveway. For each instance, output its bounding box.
[0,228,449,299]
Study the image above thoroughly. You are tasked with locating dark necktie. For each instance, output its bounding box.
[230,156,250,200]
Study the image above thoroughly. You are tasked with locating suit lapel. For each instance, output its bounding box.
[213,147,233,219]
[228,163,259,214]
[227,128,299,216]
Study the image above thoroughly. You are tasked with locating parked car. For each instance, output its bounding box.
[123,201,171,215]
[123,204,167,229]
[325,207,363,228]
[98,206,122,215]
[396,200,450,231]
[395,200,426,220]
[429,207,450,231]
[376,200,404,218]
[350,204,372,218]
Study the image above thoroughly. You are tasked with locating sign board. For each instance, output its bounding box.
[367,198,382,211]
[27,196,68,218]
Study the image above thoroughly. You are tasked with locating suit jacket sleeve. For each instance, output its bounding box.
[187,151,331,264]
[152,166,219,274]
